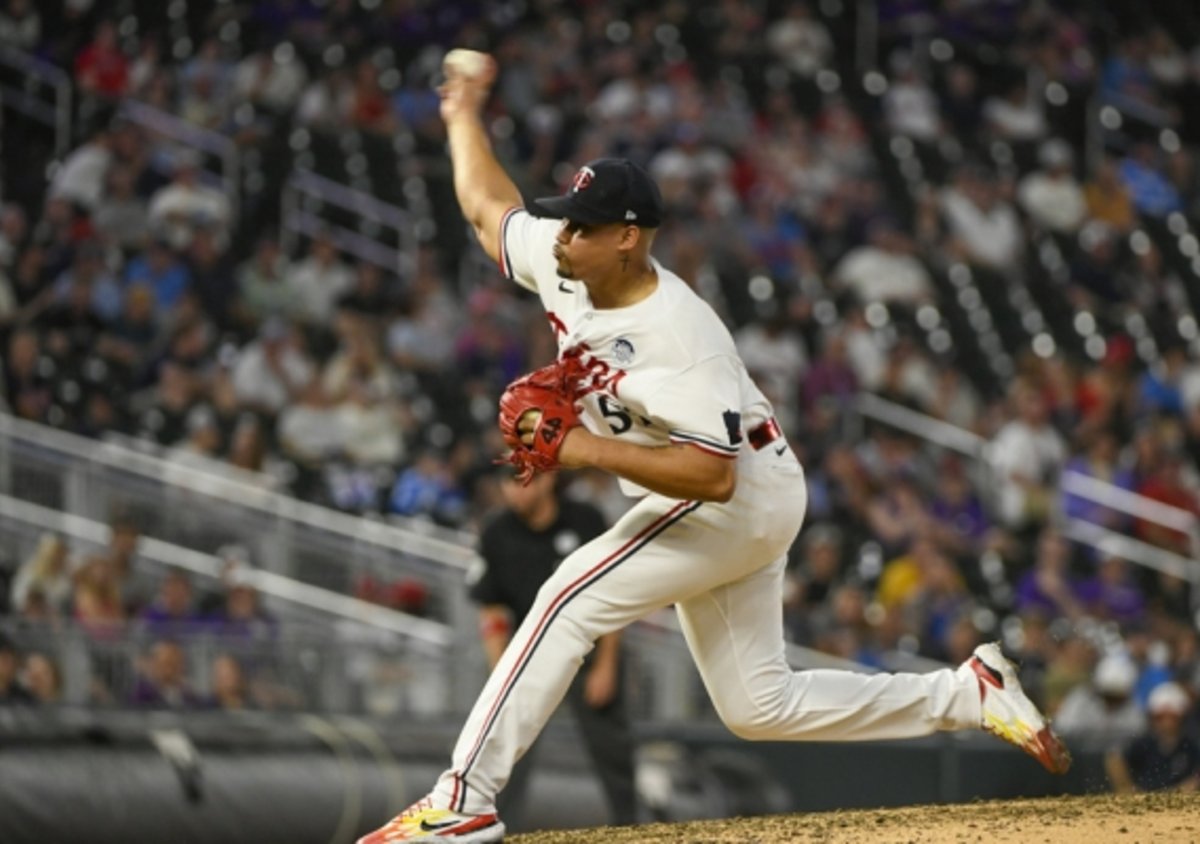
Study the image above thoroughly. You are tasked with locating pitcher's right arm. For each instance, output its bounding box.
[439,53,523,265]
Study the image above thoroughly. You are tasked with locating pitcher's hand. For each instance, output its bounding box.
[439,50,496,124]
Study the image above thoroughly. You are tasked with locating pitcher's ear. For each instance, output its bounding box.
[619,224,642,250]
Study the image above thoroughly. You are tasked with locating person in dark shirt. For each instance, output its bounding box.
[469,470,638,830]
[40,269,109,362]
[185,225,239,332]
[336,260,398,318]
[1107,681,1200,793]
[3,326,53,422]
[128,639,205,709]
[138,569,202,638]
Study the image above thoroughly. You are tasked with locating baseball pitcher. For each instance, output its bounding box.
[358,50,1069,844]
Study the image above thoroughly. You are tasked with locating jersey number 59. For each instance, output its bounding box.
[598,395,633,435]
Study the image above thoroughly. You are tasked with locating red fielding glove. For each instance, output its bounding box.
[496,357,585,484]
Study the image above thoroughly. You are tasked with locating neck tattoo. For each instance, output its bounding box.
[620,254,630,272]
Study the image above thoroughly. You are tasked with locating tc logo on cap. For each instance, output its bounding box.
[571,166,595,193]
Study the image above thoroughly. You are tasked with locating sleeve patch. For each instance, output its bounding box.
[722,410,743,446]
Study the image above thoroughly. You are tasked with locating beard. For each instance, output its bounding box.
[554,252,574,279]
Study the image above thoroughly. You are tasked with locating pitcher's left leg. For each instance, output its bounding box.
[676,556,1070,771]
[676,555,982,741]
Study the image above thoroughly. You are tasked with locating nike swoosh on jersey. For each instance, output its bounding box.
[558,280,572,293]
[774,445,787,456]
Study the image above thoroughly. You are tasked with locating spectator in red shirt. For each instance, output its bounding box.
[350,59,394,134]
[1135,451,1199,554]
[75,21,129,99]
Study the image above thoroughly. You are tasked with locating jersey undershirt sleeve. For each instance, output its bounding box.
[644,355,745,459]
[497,207,559,294]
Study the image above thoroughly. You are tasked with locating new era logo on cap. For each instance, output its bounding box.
[531,158,664,228]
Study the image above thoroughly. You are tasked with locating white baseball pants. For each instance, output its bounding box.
[433,447,982,815]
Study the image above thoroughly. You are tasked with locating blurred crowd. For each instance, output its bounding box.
[1,0,1200,782]
[0,520,294,711]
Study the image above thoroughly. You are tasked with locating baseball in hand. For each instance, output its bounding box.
[518,409,542,447]
[443,48,491,80]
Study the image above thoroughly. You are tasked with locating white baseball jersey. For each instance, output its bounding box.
[498,207,775,496]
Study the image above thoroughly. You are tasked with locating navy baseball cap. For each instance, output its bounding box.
[531,158,665,228]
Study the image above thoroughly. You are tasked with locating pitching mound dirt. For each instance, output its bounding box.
[512,792,1200,843]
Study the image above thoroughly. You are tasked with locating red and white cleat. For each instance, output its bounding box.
[962,642,1072,775]
[357,796,505,843]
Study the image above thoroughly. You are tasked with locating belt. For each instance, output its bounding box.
[747,417,783,451]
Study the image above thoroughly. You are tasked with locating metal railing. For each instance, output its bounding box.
[1060,518,1197,581]
[1060,469,1200,542]
[854,393,987,457]
[0,495,464,714]
[0,412,919,723]
[0,487,893,723]
[853,392,999,515]
[1059,469,1200,614]
[0,492,452,649]
[118,98,241,222]
[0,413,476,566]
[0,616,453,718]
[0,413,478,652]
[281,168,416,279]
[0,45,72,157]
[855,393,1200,616]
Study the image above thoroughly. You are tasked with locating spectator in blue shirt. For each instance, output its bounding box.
[125,239,192,319]
[388,450,467,525]
[1119,144,1183,218]
[1137,343,1187,417]
[1102,37,1157,107]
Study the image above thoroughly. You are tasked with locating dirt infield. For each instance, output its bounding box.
[512,792,1200,843]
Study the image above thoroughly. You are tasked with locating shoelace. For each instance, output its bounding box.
[385,797,435,829]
